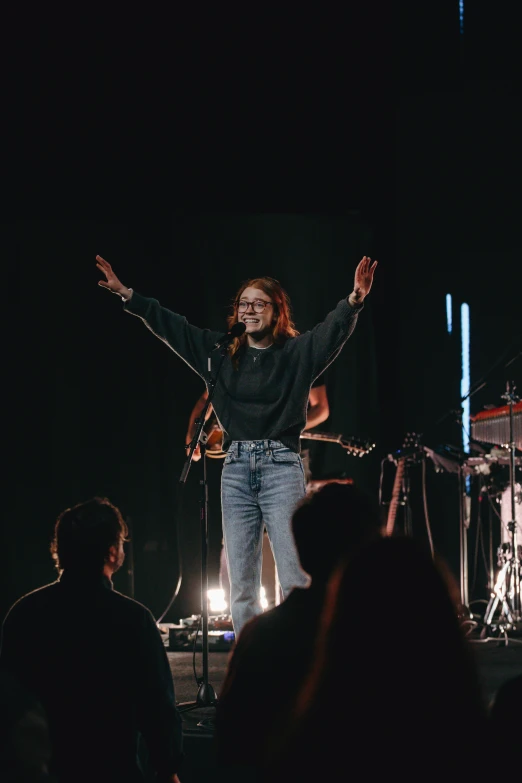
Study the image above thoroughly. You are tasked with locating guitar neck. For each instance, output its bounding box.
[300,431,343,445]
[300,430,372,456]
[386,459,405,536]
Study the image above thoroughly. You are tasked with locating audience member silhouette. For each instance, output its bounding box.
[487,672,522,749]
[266,535,490,783]
[0,669,54,782]
[0,497,184,783]
[214,481,385,781]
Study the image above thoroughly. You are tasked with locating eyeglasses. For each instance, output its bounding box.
[237,299,274,313]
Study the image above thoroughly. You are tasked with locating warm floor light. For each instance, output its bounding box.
[208,586,270,614]
[208,588,227,614]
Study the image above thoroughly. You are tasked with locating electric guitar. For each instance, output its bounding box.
[385,433,423,536]
[204,417,375,459]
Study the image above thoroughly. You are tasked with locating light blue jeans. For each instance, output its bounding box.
[221,440,311,637]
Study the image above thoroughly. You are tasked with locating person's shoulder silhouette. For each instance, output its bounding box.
[266,535,489,783]
[0,669,53,782]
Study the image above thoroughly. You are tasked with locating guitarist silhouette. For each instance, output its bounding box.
[185,375,330,474]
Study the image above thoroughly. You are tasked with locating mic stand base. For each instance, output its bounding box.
[178,680,219,708]
[177,681,219,729]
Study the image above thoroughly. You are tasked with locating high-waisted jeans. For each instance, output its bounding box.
[221,440,310,637]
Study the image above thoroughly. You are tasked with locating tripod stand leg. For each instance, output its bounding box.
[484,560,517,627]
[509,546,522,621]
[484,562,508,626]
[506,556,521,622]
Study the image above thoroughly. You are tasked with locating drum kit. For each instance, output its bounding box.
[464,383,521,633]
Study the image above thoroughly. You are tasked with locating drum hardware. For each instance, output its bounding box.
[484,381,522,633]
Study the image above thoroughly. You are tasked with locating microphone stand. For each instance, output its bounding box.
[176,343,230,722]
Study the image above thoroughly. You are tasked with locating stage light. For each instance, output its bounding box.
[207,588,227,614]
[207,586,271,614]
[446,293,452,334]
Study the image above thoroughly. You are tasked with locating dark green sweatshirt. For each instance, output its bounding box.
[124,292,363,453]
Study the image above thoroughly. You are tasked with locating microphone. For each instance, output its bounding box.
[212,321,246,350]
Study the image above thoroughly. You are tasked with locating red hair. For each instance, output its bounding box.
[227,276,299,364]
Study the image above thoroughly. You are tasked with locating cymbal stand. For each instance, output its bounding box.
[484,380,521,633]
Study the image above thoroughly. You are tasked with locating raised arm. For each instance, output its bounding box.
[348,255,378,306]
[96,255,133,301]
[95,254,221,379]
[300,255,379,379]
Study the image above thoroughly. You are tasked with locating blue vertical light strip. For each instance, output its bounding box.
[461,302,471,490]
[446,294,453,333]
[459,1,464,35]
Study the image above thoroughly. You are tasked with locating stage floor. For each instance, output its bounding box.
[167,637,522,783]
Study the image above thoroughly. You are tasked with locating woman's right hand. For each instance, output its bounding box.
[96,255,132,299]
[185,436,202,461]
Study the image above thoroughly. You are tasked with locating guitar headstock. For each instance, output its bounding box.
[300,431,375,457]
[391,432,424,462]
[339,435,376,457]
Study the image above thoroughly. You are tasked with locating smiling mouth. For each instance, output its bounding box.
[243,318,260,324]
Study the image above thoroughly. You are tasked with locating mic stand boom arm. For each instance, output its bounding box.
[180,350,225,483]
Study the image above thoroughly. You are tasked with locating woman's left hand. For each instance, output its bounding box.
[351,255,378,304]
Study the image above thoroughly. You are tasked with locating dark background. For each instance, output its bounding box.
[2,4,521,624]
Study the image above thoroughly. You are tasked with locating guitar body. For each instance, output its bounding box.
[203,413,227,459]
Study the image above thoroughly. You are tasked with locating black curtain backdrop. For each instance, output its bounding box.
[3,214,384,623]
[395,82,522,587]
[3,71,522,625]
